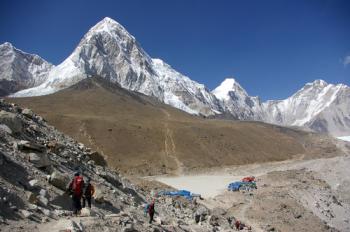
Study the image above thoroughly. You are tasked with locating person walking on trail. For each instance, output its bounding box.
[83,177,95,208]
[143,203,149,216]
[68,172,84,215]
[148,200,155,224]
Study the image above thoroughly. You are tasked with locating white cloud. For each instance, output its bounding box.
[343,56,350,67]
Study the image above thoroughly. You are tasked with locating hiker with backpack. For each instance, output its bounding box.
[82,177,95,208]
[148,200,155,224]
[68,172,84,215]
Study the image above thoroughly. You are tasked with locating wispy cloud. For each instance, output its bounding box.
[343,56,350,67]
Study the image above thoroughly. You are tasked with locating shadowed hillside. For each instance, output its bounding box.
[10,77,341,175]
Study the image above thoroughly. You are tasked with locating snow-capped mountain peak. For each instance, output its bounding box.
[262,80,350,135]
[10,17,222,116]
[1,42,14,50]
[212,78,264,120]
[307,79,327,86]
[212,78,247,101]
[84,17,137,45]
[0,42,53,96]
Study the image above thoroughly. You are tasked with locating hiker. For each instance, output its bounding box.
[148,200,155,223]
[235,220,250,231]
[68,172,84,215]
[143,203,149,216]
[82,177,95,208]
[235,220,241,230]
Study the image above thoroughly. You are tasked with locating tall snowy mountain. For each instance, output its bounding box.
[263,80,350,136]
[0,42,53,96]
[212,78,264,120]
[12,17,222,116]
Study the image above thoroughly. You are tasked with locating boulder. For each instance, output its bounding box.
[28,204,38,210]
[27,192,38,204]
[22,108,34,118]
[209,214,229,227]
[80,207,91,217]
[37,195,49,207]
[78,143,85,150]
[94,187,104,203]
[40,189,48,197]
[28,152,51,168]
[0,124,12,134]
[20,209,33,219]
[50,171,70,191]
[28,179,39,187]
[40,208,52,217]
[0,110,22,133]
[18,140,46,152]
[194,205,209,223]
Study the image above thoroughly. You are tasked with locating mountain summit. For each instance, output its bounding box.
[11,17,222,116]
[212,78,264,120]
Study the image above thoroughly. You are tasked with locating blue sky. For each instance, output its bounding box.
[1,0,349,100]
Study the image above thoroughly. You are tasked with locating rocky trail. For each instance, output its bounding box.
[162,109,184,176]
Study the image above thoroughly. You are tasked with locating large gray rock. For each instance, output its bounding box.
[0,124,12,134]
[22,108,34,118]
[37,195,49,207]
[0,110,22,133]
[50,171,70,191]
[194,205,210,223]
[28,152,51,168]
[20,209,33,219]
[94,187,104,203]
[17,140,46,152]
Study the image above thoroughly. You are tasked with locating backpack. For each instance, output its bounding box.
[148,203,155,214]
[72,176,84,196]
[144,204,149,214]
[84,183,95,196]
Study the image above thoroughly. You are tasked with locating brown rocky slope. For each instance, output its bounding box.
[9,77,342,176]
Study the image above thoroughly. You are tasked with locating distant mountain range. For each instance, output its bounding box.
[0,17,349,136]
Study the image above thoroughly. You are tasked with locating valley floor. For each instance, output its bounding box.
[154,153,350,231]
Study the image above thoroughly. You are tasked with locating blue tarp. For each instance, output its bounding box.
[159,190,193,200]
[228,181,257,191]
[228,181,244,191]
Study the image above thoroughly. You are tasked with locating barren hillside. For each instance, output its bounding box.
[10,77,342,175]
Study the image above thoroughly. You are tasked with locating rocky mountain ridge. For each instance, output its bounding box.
[0,17,349,136]
[0,42,53,96]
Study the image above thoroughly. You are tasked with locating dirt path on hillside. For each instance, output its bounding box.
[162,109,184,175]
[78,121,106,158]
